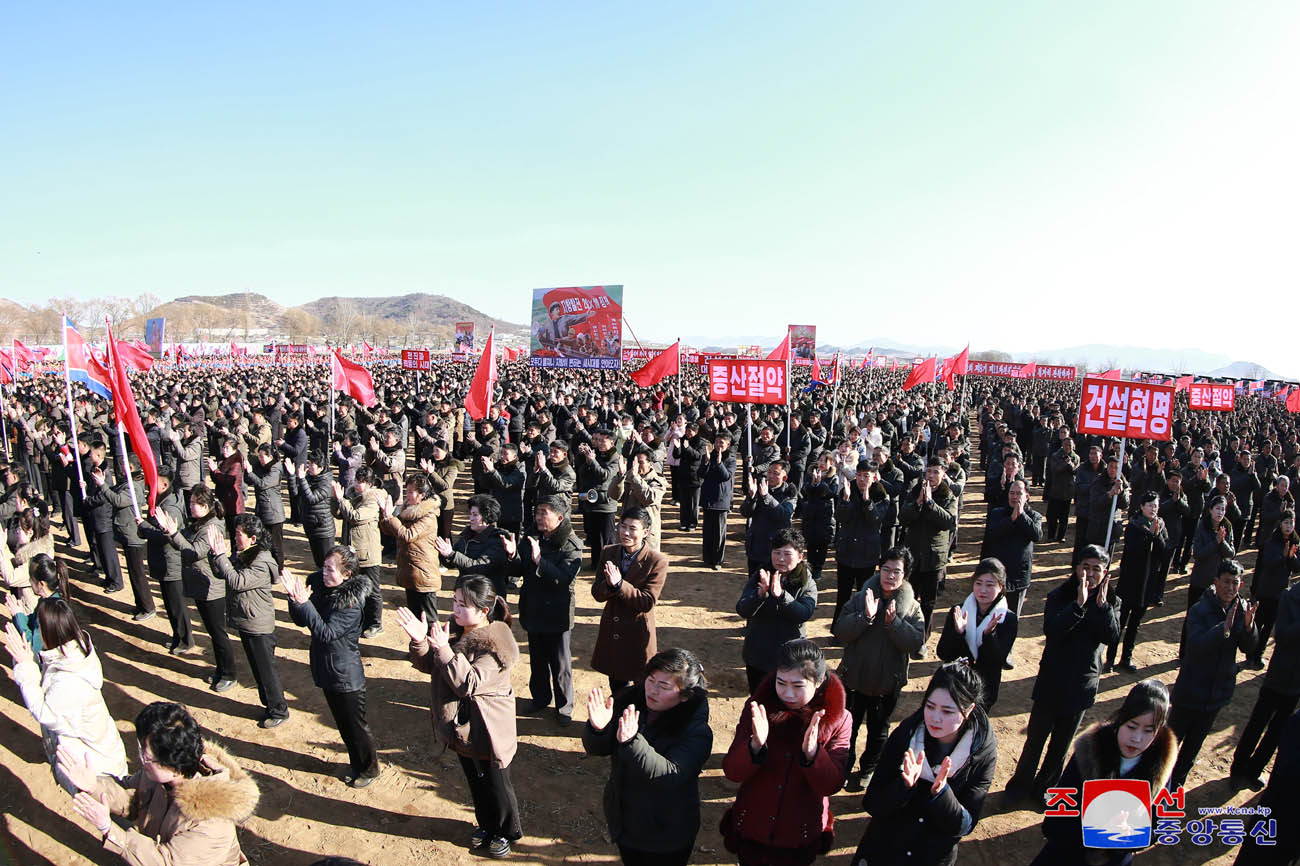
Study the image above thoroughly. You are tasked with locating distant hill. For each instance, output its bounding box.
[300,293,526,337]
[130,291,526,344]
[1208,361,1278,380]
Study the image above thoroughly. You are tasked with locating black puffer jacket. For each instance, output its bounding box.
[582,685,712,855]
[1031,576,1122,715]
[289,571,369,693]
[1173,587,1257,713]
[858,708,998,866]
[296,471,336,540]
[834,484,889,570]
[442,526,515,596]
[799,472,843,546]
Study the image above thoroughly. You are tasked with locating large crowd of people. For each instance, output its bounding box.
[0,354,1296,865]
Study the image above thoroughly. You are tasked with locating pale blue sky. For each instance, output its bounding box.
[3,3,1297,372]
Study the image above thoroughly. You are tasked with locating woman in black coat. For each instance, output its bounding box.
[582,648,713,866]
[1108,491,1168,672]
[1247,512,1300,667]
[698,435,736,570]
[800,453,843,584]
[1031,679,1176,866]
[936,558,1018,710]
[854,662,998,866]
[283,545,379,787]
[832,460,889,627]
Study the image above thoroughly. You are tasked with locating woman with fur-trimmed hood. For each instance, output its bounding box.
[399,576,522,858]
[1031,679,1177,866]
[283,545,380,788]
[61,702,259,866]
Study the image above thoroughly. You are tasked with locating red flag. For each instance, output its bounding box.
[362,340,374,357]
[465,328,498,420]
[1287,388,1300,413]
[630,340,680,387]
[941,346,968,390]
[12,339,36,369]
[810,355,824,382]
[105,323,159,515]
[902,357,937,391]
[766,333,790,362]
[952,345,969,376]
[0,350,12,384]
[115,339,155,372]
[1098,369,1122,380]
[1017,361,1037,380]
[828,353,840,384]
[1174,375,1194,393]
[331,350,377,407]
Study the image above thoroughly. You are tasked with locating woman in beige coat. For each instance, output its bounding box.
[381,471,443,623]
[399,576,521,858]
[61,701,259,866]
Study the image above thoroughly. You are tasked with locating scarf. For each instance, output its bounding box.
[908,717,975,783]
[961,593,1008,662]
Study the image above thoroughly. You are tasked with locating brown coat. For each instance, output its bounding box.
[94,741,259,866]
[590,543,669,682]
[381,497,442,593]
[334,487,383,568]
[411,619,519,768]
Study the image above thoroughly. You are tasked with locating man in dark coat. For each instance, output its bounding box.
[574,430,621,569]
[899,458,959,647]
[512,500,583,725]
[980,479,1043,643]
[1006,545,1122,802]
[1086,453,1130,552]
[698,434,736,570]
[1045,437,1080,542]
[1233,573,1300,789]
[482,443,526,536]
[1107,491,1169,672]
[1168,560,1258,791]
[1231,451,1264,549]
[738,460,797,578]
[1072,445,1104,559]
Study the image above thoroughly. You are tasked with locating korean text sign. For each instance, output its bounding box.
[401,349,431,371]
[1077,377,1175,441]
[1188,383,1235,411]
[707,359,788,405]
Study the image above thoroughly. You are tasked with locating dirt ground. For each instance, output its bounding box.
[0,428,1276,865]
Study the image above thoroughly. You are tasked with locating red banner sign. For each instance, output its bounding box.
[622,347,672,361]
[1077,377,1175,441]
[968,361,1077,380]
[707,358,788,405]
[401,349,431,371]
[1188,382,1235,411]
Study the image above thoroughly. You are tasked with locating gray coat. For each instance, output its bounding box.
[210,548,279,635]
[170,516,226,602]
[832,573,925,695]
[247,460,286,526]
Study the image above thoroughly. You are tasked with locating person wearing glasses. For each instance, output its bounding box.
[58,701,259,866]
[582,648,712,865]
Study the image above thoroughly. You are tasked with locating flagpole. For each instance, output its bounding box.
[746,405,754,488]
[676,338,682,414]
[830,354,841,437]
[105,322,141,521]
[0,381,10,461]
[1103,436,1127,552]
[785,338,792,455]
[62,316,88,496]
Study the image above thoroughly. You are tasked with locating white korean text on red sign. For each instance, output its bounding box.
[707,358,788,405]
[1076,377,1175,441]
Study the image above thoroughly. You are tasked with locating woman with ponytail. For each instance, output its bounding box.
[2,503,55,609]
[160,485,238,691]
[6,553,70,654]
[282,546,380,787]
[854,661,999,866]
[207,513,288,729]
[2,597,128,793]
[398,576,522,858]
